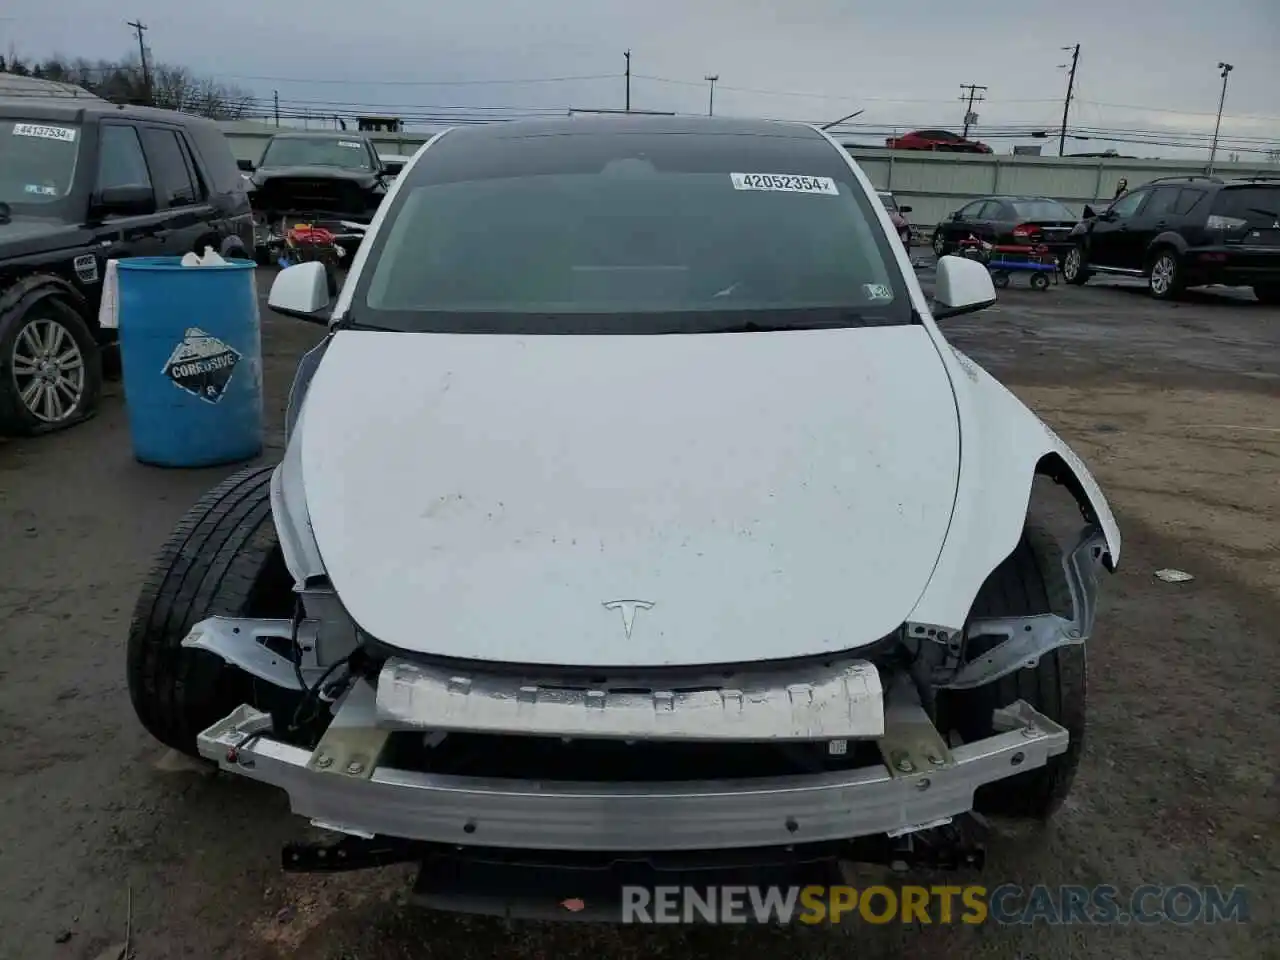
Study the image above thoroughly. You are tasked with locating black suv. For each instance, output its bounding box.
[0,96,253,435]
[1062,175,1280,302]
[241,131,400,269]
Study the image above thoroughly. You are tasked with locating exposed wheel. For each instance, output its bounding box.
[936,522,1086,819]
[1252,283,1280,305]
[932,231,949,257]
[0,290,102,436]
[992,271,1010,289]
[1030,272,1051,291]
[126,465,299,756]
[1061,244,1090,285]
[1147,248,1184,300]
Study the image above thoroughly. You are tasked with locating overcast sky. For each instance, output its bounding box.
[6,0,1278,158]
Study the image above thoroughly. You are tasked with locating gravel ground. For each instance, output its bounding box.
[0,264,1277,959]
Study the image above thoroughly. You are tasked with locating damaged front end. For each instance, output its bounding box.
[179,528,1107,861]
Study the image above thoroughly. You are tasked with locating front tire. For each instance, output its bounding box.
[126,465,298,756]
[1147,248,1185,300]
[0,292,102,437]
[1062,244,1090,285]
[932,231,949,258]
[937,523,1086,819]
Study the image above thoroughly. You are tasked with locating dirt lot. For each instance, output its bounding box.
[0,267,1276,959]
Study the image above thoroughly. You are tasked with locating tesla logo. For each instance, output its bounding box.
[602,599,654,638]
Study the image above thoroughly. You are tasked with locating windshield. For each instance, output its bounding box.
[876,192,899,213]
[1011,199,1075,220]
[260,136,372,170]
[0,120,81,207]
[356,127,911,334]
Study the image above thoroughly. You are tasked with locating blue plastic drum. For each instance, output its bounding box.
[116,257,264,467]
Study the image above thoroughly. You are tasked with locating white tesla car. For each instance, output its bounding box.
[127,116,1119,919]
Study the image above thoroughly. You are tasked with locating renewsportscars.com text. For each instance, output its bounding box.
[619,884,1251,925]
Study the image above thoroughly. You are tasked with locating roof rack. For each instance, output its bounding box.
[1145,174,1224,185]
[1234,174,1280,183]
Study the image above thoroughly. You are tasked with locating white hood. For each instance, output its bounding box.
[297,326,960,667]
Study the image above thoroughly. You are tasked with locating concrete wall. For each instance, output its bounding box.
[844,146,1278,227]
[217,122,1278,229]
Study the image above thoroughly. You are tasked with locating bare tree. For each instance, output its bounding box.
[3,50,255,119]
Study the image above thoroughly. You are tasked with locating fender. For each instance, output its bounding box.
[270,399,326,586]
[0,272,88,323]
[907,343,1121,632]
[1146,231,1189,260]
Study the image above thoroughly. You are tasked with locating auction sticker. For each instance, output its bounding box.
[863,283,893,301]
[162,327,242,404]
[731,173,838,195]
[12,123,77,142]
[338,140,362,148]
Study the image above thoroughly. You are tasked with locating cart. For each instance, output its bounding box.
[956,236,1058,291]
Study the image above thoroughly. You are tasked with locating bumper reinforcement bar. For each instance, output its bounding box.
[196,697,1067,852]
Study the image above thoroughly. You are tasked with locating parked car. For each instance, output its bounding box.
[876,189,913,247]
[0,97,253,436]
[126,116,1119,918]
[931,195,1079,261]
[1062,175,1280,302]
[241,131,402,272]
[886,129,992,154]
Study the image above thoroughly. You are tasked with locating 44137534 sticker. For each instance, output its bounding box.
[162,328,242,404]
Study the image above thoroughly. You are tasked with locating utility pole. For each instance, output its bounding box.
[705,74,718,116]
[126,19,150,104]
[624,49,631,112]
[959,83,987,139]
[1208,61,1234,176]
[1058,43,1080,157]
[273,89,279,127]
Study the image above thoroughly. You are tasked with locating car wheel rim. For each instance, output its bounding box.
[933,234,945,255]
[1064,248,1080,279]
[11,317,85,423]
[1151,255,1175,294]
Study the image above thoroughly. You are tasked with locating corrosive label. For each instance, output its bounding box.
[730,173,838,195]
[162,328,242,404]
[12,123,77,142]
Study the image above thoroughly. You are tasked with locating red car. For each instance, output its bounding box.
[885,129,993,154]
[876,190,913,248]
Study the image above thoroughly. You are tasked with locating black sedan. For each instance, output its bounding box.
[930,195,1079,260]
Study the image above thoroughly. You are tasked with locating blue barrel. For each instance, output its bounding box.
[116,257,264,467]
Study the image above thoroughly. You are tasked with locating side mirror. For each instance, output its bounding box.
[931,255,997,320]
[899,205,912,214]
[91,185,156,218]
[951,211,964,221]
[237,158,255,172]
[1082,204,1096,219]
[380,158,405,177]
[268,262,331,324]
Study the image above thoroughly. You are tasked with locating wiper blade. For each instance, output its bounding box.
[700,314,879,334]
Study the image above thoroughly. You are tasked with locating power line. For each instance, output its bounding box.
[1208,62,1235,175]
[1058,44,1080,156]
[217,71,619,87]
[125,18,149,103]
[959,83,987,138]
